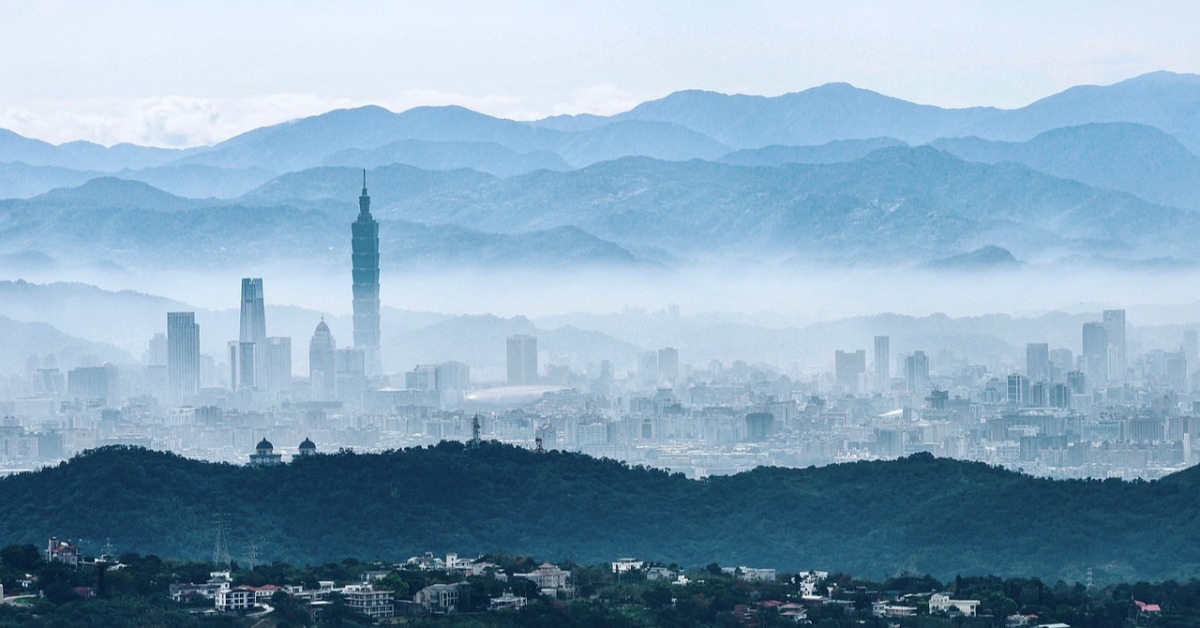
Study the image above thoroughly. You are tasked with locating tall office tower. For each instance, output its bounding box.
[351,171,382,378]
[230,278,267,391]
[1026,343,1050,382]
[1185,329,1199,365]
[240,278,266,344]
[874,335,890,393]
[167,312,200,403]
[1082,322,1108,382]
[506,334,538,386]
[905,350,930,392]
[834,350,866,395]
[309,320,336,401]
[261,337,292,395]
[1103,309,1126,384]
[657,347,680,385]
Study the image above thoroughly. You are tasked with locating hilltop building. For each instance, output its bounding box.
[249,438,283,466]
[351,171,382,378]
[46,537,80,567]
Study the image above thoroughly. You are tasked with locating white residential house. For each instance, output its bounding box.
[489,592,528,611]
[930,593,980,616]
[645,567,676,581]
[514,563,572,596]
[612,558,644,573]
[414,582,467,614]
[723,566,777,581]
[215,587,255,612]
[342,584,394,619]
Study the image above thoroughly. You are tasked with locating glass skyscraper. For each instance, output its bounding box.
[351,170,382,377]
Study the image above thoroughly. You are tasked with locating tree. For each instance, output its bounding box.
[0,544,43,572]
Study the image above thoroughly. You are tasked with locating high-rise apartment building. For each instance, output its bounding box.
[657,347,680,385]
[834,350,866,396]
[1103,309,1126,384]
[309,319,336,401]
[261,337,292,395]
[905,350,930,392]
[335,347,366,409]
[145,333,167,366]
[1026,343,1050,382]
[874,335,890,393]
[167,312,200,403]
[1082,322,1108,383]
[351,171,382,378]
[506,334,538,386]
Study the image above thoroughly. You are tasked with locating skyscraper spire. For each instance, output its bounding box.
[358,169,371,217]
[351,174,382,378]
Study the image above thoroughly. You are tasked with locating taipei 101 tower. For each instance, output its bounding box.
[351,169,382,377]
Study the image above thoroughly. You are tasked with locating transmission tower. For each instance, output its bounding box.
[246,541,259,571]
[212,513,230,567]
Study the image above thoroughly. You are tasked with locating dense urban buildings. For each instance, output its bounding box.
[0,186,1197,488]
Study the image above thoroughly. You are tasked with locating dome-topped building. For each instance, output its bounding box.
[249,437,283,466]
[298,437,317,456]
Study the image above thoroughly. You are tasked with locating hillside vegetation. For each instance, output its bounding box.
[1,444,1198,583]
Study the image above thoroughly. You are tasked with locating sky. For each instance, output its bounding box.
[2,0,1199,148]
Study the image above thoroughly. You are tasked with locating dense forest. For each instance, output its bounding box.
[1,443,1198,583]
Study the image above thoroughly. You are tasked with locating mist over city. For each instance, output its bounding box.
[3,2,1200,626]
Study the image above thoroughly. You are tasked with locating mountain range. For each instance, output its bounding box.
[3,72,1200,271]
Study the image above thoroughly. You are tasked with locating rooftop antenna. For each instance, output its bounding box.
[362,168,367,194]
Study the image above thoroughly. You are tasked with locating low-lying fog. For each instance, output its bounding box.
[4,261,1200,378]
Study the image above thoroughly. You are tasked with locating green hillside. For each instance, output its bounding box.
[2,443,1197,584]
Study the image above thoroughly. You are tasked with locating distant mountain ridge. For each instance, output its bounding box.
[2,71,1200,272]
[932,123,1200,211]
[0,176,650,272]
[7,147,1200,273]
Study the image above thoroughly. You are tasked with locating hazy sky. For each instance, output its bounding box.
[3,0,1199,147]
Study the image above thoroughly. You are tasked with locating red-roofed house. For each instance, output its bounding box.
[1135,600,1162,614]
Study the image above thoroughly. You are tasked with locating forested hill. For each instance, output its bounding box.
[2,443,1198,583]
